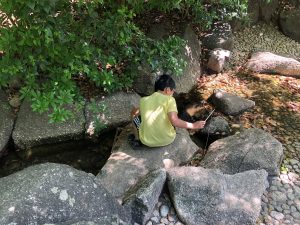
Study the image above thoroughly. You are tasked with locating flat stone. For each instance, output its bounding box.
[270,191,287,203]
[270,211,285,221]
[168,167,268,225]
[85,92,140,137]
[208,90,255,116]
[200,128,283,176]
[12,101,85,149]
[96,125,199,201]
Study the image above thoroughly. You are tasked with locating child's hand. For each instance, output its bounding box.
[193,120,206,129]
[131,107,140,118]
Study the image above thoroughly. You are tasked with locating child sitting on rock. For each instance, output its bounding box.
[129,74,206,148]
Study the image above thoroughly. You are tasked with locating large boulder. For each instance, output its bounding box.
[123,169,166,225]
[12,101,85,150]
[0,90,14,157]
[168,167,269,225]
[0,163,130,225]
[95,125,199,201]
[208,89,255,116]
[85,92,140,137]
[248,0,279,23]
[279,8,300,43]
[133,23,201,95]
[202,22,233,51]
[199,128,283,176]
[245,51,300,78]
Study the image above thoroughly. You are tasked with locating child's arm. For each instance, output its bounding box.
[168,112,205,130]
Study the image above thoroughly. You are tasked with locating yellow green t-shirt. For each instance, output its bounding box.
[139,92,178,147]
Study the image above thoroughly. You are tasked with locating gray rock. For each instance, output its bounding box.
[279,8,300,43]
[85,92,140,137]
[60,217,129,225]
[12,101,85,150]
[123,169,166,225]
[167,167,269,225]
[0,163,130,225]
[96,125,198,201]
[199,128,283,176]
[248,0,279,23]
[0,90,14,157]
[209,89,255,116]
[159,205,170,218]
[202,22,233,51]
[199,116,230,136]
[207,48,231,73]
[134,23,201,95]
[245,52,300,78]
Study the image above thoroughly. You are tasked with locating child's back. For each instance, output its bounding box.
[139,92,177,147]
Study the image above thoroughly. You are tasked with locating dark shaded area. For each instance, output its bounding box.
[0,130,116,178]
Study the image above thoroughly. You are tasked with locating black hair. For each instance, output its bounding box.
[154,74,176,91]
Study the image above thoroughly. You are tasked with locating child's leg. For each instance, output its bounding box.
[131,115,141,140]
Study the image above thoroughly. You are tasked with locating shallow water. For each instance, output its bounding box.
[0,130,116,178]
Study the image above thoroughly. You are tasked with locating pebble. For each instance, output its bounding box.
[160,205,170,217]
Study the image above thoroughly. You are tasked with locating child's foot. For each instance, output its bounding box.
[127,134,143,150]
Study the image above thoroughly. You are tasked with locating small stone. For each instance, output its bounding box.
[160,205,170,218]
[270,211,284,221]
[269,186,278,191]
[270,191,287,203]
[168,214,176,222]
[174,222,184,225]
[274,206,283,212]
[281,204,290,210]
[287,193,295,200]
[153,210,160,217]
[291,206,297,213]
[145,221,153,225]
[288,172,299,181]
[150,217,160,224]
[289,159,299,165]
[9,96,21,108]
[294,186,300,196]
[160,217,169,224]
[292,212,300,220]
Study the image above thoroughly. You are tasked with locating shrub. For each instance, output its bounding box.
[0,0,249,122]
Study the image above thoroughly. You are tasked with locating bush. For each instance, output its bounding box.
[0,0,249,122]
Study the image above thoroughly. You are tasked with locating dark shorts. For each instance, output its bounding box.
[133,115,141,130]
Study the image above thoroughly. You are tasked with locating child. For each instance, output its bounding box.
[129,74,206,148]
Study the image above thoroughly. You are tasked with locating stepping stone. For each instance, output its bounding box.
[200,128,283,176]
[96,125,199,202]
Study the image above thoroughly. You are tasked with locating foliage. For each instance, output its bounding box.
[0,0,249,122]
[87,99,107,135]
